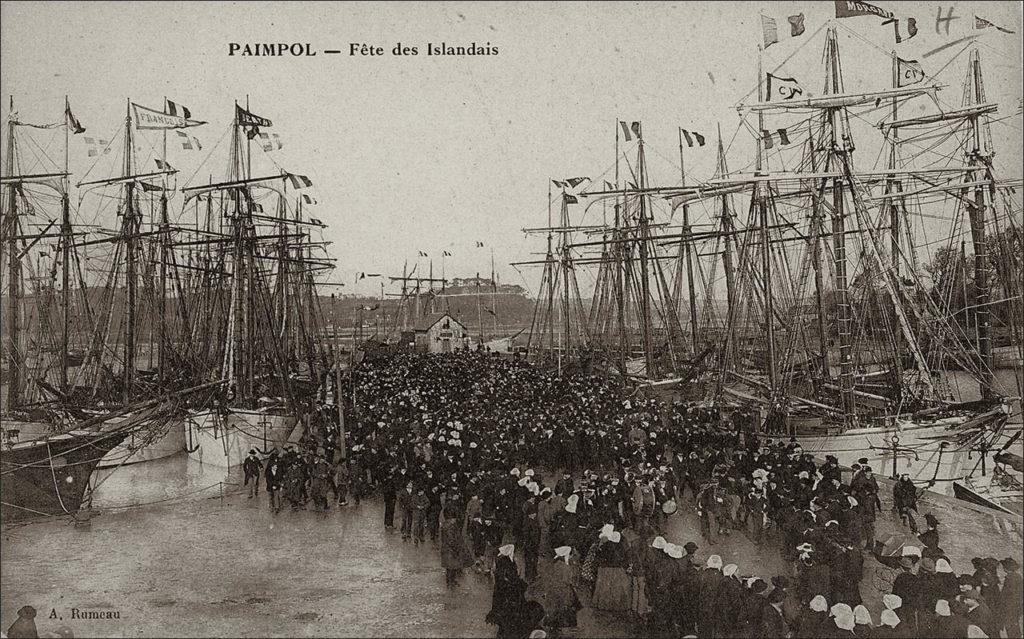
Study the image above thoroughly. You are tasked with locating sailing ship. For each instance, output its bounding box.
[178,101,334,468]
[1,97,239,519]
[517,21,1022,500]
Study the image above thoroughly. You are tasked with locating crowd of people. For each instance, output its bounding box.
[240,350,1023,638]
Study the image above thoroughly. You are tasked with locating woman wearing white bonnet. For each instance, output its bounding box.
[651,536,666,550]
[554,545,572,563]
[852,604,873,630]
[592,524,631,612]
[830,602,853,619]
[665,544,683,559]
[534,545,580,634]
[833,609,856,633]
[722,564,738,578]
[810,595,828,613]
[883,593,902,609]
[706,554,723,570]
[564,494,578,514]
[879,607,902,629]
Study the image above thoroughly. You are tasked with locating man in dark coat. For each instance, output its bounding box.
[265,456,284,512]
[440,513,473,588]
[398,481,416,541]
[761,588,789,638]
[555,471,574,497]
[961,593,997,638]
[243,449,262,498]
[381,473,397,530]
[850,466,880,550]
[521,507,541,582]
[1000,557,1023,639]
[891,557,922,633]
[892,474,920,533]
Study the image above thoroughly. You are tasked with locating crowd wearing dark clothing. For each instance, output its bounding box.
[246,351,1023,638]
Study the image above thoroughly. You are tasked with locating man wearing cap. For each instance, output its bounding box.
[960,590,997,638]
[759,587,789,638]
[521,503,541,582]
[850,464,881,551]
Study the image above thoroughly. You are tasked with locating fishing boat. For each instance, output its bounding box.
[514,16,1021,503]
[176,100,333,468]
[1,380,224,522]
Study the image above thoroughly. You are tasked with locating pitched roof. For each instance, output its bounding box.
[413,312,464,332]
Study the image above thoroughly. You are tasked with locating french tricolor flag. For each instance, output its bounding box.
[165,99,192,120]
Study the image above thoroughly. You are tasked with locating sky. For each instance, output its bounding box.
[1,1,1021,298]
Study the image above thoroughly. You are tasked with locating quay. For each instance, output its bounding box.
[1,457,1021,638]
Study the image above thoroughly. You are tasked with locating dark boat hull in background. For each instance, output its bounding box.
[952,480,1021,516]
[1,428,130,522]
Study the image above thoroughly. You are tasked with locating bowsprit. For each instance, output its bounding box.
[228,43,316,56]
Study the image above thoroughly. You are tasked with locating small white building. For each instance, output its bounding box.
[414,313,469,354]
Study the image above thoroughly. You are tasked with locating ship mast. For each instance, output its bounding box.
[716,124,738,376]
[807,125,830,380]
[61,96,72,393]
[886,53,905,389]
[824,27,857,428]
[965,49,994,399]
[559,189,571,362]
[157,98,169,386]
[676,129,699,354]
[635,128,656,378]
[122,99,139,404]
[756,45,778,394]
[4,96,22,410]
[615,122,627,374]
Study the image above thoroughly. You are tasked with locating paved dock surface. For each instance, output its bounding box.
[2,466,1021,637]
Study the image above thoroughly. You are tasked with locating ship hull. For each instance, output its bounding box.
[185,408,298,468]
[952,481,1020,516]
[780,414,1021,496]
[1,427,130,522]
[96,418,186,468]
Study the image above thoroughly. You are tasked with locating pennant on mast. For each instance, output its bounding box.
[834,0,894,20]
[766,73,803,101]
[132,102,205,130]
[896,57,925,87]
